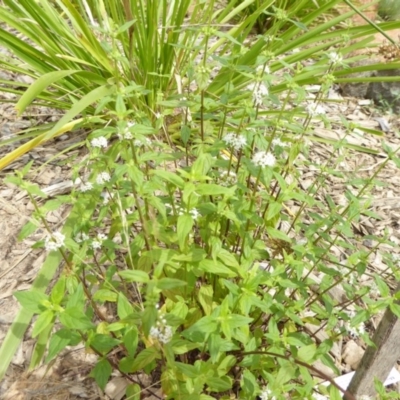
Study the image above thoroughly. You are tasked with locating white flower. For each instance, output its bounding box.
[190,208,200,220]
[96,172,111,185]
[134,138,152,147]
[328,51,343,65]
[251,83,269,106]
[79,181,93,192]
[45,231,65,251]
[149,324,173,344]
[306,103,325,117]
[256,64,270,75]
[272,138,288,148]
[223,133,247,151]
[220,170,237,185]
[252,151,276,168]
[259,387,276,400]
[101,191,112,204]
[91,240,102,249]
[348,323,365,339]
[75,232,89,243]
[90,136,108,148]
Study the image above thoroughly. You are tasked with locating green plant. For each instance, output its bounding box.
[1,1,400,399]
[378,0,400,21]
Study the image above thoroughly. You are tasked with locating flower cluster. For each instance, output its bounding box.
[272,138,288,148]
[90,136,108,148]
[44,231,65,252]
[75,177,93,192]
[220,170,237,185]
[149,311,173,344]
[96,172,111,185]
[134,137,152,147]
[91,233,107,249]
[256,64,271,75]
[223,133,247,151]
[252,151,276,168]
[251,83,269,106]
[259,387,276,400]
[118,122,135,140]
[306,103,325,117]
[328,51,343,65]
[75,232,89,243]
[165,204,200,220]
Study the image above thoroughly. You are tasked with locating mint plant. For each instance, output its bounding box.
[1,1,400,399]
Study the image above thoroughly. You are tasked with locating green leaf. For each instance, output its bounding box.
[266,227,291,242]
[16,70,80,116]
[46,329,75,363]
[125,383,141,400]
[43,84,115,142]
[13,290,48,313]
[91,358,112,390]
[275,363,296,386]
[18,221,38,241]
[297,344,316,363]
[156,278,187,290]
[390,302,400,319]
[50,276,66,305]
[205,376,232,392]
[151,170,185,188]
[123,327,138,357]
[170,339,199,355]
[92,289,118,302]
[217,249,239,268]
[183,316,218,337]
[266,202,282,221]
[32,310,55,338]
[142,306,158,337]
[131,347,159,373]
[198,285,213,316]
[175,362,198,378]
[117,293,133,320]
[196,183,235,196]
[177,214,193,251]
[90,334,121,355]
[199,259,237,278]
[118,270,149,283]
[329,384,342,400]
[59,307,95,330]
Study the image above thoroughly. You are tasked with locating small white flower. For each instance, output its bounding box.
[251,83,269,106]
[259,387,276,400]
[91,233,107,249]
[97,233,107,241]
[75,232,89,243]
[101,191,112,204]
[134,138,152,147]
[45,231,65,251]
[256,64,270,75]
[252,151,276,168]
[149,324,173,344]
[306,103,325,117]
[328,51,343,65]
[91,240,102,249]
[79,181,93,192]
[190,208,200,220]
[348,323,365,339]
[96,172,111,185]
[220,170,237,185]
[223,133,247,151]
[272,138,288,148]
[90,136,108,148]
